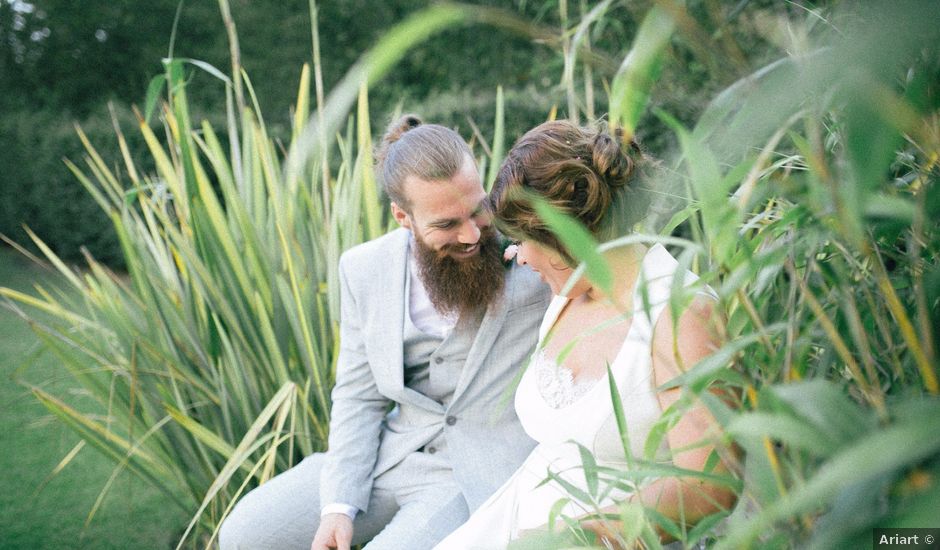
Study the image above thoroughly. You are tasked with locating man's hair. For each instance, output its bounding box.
[375,114,473,211]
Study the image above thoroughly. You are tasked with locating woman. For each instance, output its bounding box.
[434,121,737,549]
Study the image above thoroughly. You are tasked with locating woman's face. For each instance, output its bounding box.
[515,240,591,296]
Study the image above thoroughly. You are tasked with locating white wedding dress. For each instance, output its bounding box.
[433,244,707,549]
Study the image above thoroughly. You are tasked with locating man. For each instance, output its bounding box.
[219,116,549,549]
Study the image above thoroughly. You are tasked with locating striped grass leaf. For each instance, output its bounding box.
[562,0,614,122]
[31,387,188,508]
[144,74,167,125]
[484,85,505,192]
[165,405,237,461]
[175,381,299,548]
[356,81,383,241]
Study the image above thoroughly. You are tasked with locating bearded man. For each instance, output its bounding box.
[219,116,550,550]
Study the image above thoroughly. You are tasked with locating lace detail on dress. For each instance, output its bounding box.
[533,348,598,409]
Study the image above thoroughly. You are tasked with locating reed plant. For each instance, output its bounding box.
[513,1,940,548]
[2,1,938,549]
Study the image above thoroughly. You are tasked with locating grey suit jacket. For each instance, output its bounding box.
[319,228,550,513]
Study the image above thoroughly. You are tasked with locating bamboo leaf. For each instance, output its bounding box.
[769,380,874,445]
[576,442,599,497]
[641,504,682,542]
[717,418,940,549]
[609,4,675,137]
[607,363,635,470]
[727,412,835,456]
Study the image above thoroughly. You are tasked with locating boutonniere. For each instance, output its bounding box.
[499,236,519,267]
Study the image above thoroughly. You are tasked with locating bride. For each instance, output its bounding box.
[434,121,737,549]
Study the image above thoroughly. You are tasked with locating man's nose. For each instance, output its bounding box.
[515,248,527,266]
[457,219,481,244]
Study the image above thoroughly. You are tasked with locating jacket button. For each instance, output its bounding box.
[427,446,437,454]
[434,356,444,364]
[445,416,457,426]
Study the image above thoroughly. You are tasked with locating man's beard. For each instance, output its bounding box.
[413,227,506,319]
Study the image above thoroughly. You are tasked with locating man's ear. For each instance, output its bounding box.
[391,202,412,229]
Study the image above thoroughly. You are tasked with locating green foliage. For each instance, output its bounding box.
[2,1,939,549]
[0,0,557,265]
[0,249,185,549]
[532,194,612,296]
[1,3,488,546]
[0,103,138,266]
[494,1,940,548]
[608,2,674,138]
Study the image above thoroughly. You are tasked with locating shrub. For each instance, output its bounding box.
[0,104,136,265]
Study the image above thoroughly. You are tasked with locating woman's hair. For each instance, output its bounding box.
[375,114,473,211]
[491,120,651,264]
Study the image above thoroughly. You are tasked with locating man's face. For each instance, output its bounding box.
[391,155,505,317]
[391,155,491,261]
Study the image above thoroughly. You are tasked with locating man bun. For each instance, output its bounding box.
[375,114,423,167]
[373,114,473,209]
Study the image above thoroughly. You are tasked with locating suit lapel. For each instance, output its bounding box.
[371,229,445,413]
[372,229,408,393]
[450,270,513,403]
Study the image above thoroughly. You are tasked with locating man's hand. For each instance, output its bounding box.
[311,513,354,550]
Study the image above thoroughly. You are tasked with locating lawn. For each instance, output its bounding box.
[0,246,185,549]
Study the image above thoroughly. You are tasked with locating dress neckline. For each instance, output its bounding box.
[531,244,667,410]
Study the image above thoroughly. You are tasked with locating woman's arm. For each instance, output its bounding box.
[645,296,737,515]
[580,296,738,547]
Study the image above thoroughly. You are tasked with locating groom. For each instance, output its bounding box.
[219,116,549,550]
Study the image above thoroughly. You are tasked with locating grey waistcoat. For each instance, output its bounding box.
[402,269,482,457]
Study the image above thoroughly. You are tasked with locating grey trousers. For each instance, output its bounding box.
[218,451,470,550]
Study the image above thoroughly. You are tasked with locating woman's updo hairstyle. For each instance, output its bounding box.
[491,120,650,265]
[375,114,473,211]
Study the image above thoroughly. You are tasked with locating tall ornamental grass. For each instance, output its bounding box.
[2,1,938,549]
[1,2,522,546]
